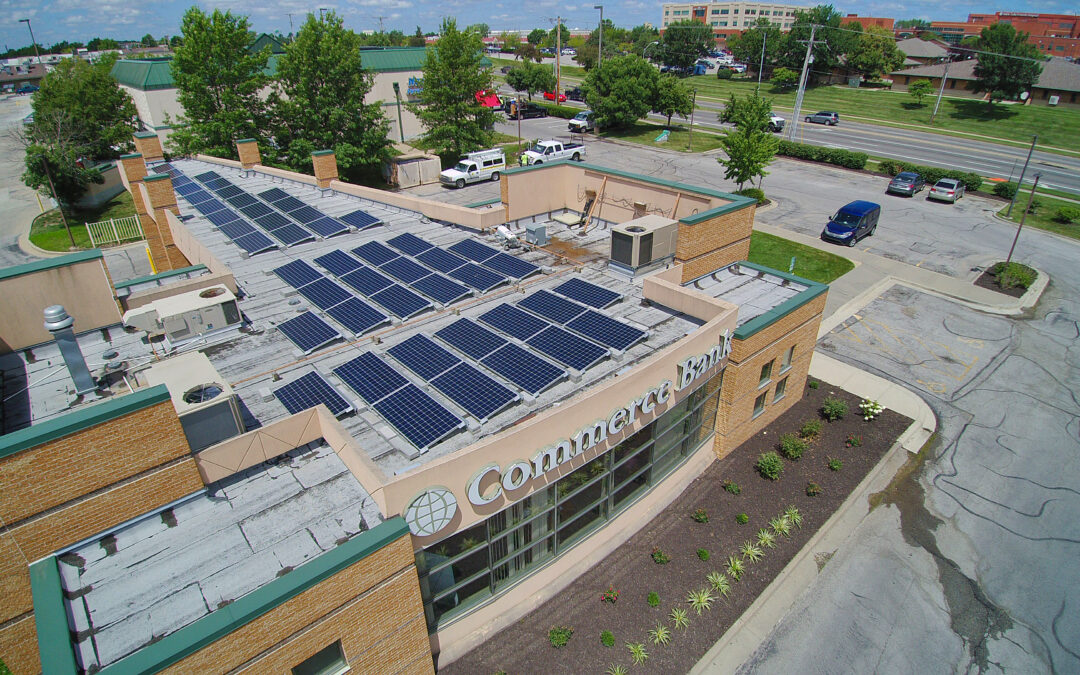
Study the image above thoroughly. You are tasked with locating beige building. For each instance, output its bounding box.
[661,1,807,30]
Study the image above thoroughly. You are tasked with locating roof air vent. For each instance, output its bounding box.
[182,383,224,404]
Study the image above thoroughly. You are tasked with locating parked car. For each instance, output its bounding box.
[507,101,548,119]
[821,200,881,247]
[500,65,513,74]
[565,87,585,102]
[887,171,926,197]
[440,149,507,188]
[927,178,965,203]
[696,59,715,68]
[561,48,576,56]
[540,47,555,56]
[16,84,39,94]
[728,63,747,73]
[543,91,567,103]
[804,111,839,125]
[568,110,595,133]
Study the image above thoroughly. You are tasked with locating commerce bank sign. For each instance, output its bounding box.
[466,336,731,507]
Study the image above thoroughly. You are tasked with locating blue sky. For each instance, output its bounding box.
[2,0,1076,52]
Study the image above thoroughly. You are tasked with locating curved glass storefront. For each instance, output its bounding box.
[416,370,722,630]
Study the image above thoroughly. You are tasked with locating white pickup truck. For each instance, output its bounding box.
[520,140,586,165]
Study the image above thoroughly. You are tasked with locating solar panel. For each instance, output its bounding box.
[219,221,256,240]
[333,352,408,404]
[194,170,222,182]
[258,188,291,202]
[205,177,232,191]
[272,223,315,247]
[193,199,227,215]
[412,275,471,305]
[277,311,340,353]
[185,189,214,204]
[214,184,244,199]
[527,326,609,371]
[370,284,431,318]
[352,241,399,266]
[435,318,507,360]
[234,231,277,254]
[387,233,434,257]
[380,256,431,284]
[255,212,293,230]
[226,193,259,208]
[308,217,349,238]
[273,371,353,417]
[297,278,352,309]
[483,252,541,280]
[519,290,588,324]
[417,248,468,273]
[567,310,648,352]
[340,209,380,229]
[274,260,323,288]
[431,363,517,420]
[341,267,394,296]
[172,175,192,186]
[325,297,389,336]
[449,239,499,263]
[448,263,506,292]
[373,384,463,450]
[289,206,322,224]
[240,203,274,219]
[175,182,201,196]
[552,278,621,309]
[388,334,461,380]
[481,343,566,396]
[206,209,241,227]
[315,250,363,276]
[480,303,549,340]
[275,196,308,212]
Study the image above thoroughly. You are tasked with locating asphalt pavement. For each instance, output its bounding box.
[0,94,44,266]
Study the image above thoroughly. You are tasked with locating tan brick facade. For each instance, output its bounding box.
[133,132,165,162]
[0,615,38,675]
[675,206,756,277]
[236,139,261,169]
[141,175,191,272]
[119,154,149,216]
[678,239,752,283]
[312,150,339,189]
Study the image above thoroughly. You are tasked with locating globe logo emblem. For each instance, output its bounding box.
[405,487,458,536]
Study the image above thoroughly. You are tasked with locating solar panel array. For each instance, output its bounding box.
[435,318,566,395]
[159,165,277,254]
[277,311,341,353]
[273,371,353,417]
[257,188,356,238]
[516,290,647,352]
[447,238,543,281]
[273,259,390,337]
[551,278,622,309]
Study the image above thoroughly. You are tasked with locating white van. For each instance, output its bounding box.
[439,149,507,188]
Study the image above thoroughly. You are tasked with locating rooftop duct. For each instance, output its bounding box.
[43,305,98,396]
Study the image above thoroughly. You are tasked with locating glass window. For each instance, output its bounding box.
[774,376,788,402]
[781,345,794,372]
[753,391,767,418]
[720,8,729,13]
[759,360,773,387]
[292,641,348,675]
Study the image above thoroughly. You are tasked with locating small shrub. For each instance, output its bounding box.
[785,505,803,528]
[808,379,820,389]
[736,187,767,205]
[770,515,792,537]
[726,556,744,580]
[757,528,777,548]
[697,548,710,561]
[627,642,649,665]
[647,591,660,608]
[822,397,848,421]
[649,621,672,645]
[991,262,1036,290]
[845,434,863,448]
[806,481,823,496]
[800,418,823,440]
[692,507,709,523]
[992,181,1018,199]
[549,625,574,648]
[606,665,628,675]
[670,607,690,629]
[779,433,808,460]
[707,571,731,596]
[736,512,749,525]
[859,399,884,421]
[723,479,742,495]
[1053,206,1080,224]
[716,68,733,80]
[601,630,616,647]
[828,457,843,471]
[651,547,670,564]
[1026,198,1042,214]
[740,541,764,562]
[687,588,716,614]
[757,451,784,479]
[600,586,619,604]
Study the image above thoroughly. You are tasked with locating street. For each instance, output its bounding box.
[0,94,44,266]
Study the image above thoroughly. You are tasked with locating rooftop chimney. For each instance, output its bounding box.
[43,305,98,396]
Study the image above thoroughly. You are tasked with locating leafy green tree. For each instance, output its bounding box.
[22,143,104,212]
[584,55,659,128]
[717,94,779,189]
[771,67,798,89]
[466,23,490,38]
[267,12,389,179]
[30,57,136,159]
[387,30,406,47]
[409,26,427,47]
[896,19,931,29]
[652,75,693,127]
[549,24,570,46]
[499,32,520,53]
[516,42,542,63]
[170,8,269,157]
[629,24,660,56]
[527,28,547,45]
[505,61,555,100]
[141,33,157,47]
[728,18,784,74]
[169,35,183,48]
[845,25,904,80]
[87,37,120,51]
[908,79,933,105]
[410,18,498,160]
[658,19,713,70]
[782,5,855,76]
[972,23,1043,108]
[574,43,598,70]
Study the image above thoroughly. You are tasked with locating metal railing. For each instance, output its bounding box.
[86,215,143,248]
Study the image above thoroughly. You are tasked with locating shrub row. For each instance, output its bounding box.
[535,102,580,119]
[876,159,983,192]
[735,187,767,204]
[777,140,867,170]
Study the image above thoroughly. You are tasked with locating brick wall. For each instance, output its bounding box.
[676,205,755,262]
[677,239,752,283]
[133,133,164,162]
[236,140,261,169]
[0,615,37,675]
[141,175,190,271]
[312,151,339,189]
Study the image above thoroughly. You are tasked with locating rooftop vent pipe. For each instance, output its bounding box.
[43,305,98,396]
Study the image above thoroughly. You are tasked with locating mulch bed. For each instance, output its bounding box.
[439,384,911,674]
[973,266,1029,298]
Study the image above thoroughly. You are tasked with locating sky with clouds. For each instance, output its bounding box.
[1,0,1076,51]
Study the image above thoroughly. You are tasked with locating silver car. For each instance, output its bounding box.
[927,178,965,203]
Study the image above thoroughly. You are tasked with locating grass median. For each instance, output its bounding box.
[748,230,854,284]
[997,186,1080,240]
[29,192,136,252]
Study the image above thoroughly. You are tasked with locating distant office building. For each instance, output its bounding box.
[661,2,807,42]
[841,14,895,32]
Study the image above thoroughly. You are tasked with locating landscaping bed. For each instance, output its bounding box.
[439,383,911,674]
[973,261,1037,299]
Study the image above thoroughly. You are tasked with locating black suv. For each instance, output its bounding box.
[565,87,585,102]
[508,102,548,120]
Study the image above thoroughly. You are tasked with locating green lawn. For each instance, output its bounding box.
[599,121,724,153]
[997,186,1080,240]
[748,230,854,284]
[29,192,137,252]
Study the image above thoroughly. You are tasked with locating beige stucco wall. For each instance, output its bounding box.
[121,85,183,143]
[76,163,126,210]
[369,71,424,141]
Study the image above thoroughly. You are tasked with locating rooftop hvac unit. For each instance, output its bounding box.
[143,351,244,451]
[609,215,679,273]
[123,284,241,349]
[526,223,548,246]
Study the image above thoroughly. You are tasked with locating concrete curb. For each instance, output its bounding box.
[18,231,63,259]
[692,359,937,674]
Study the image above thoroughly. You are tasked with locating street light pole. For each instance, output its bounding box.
[19,19,42,67]
[929,58,950,125]
[594,5,604,70]
[756,27,767,92]
[1006,173,1039,266]
[643,40,659,64]
[1006,135,1037,218]
[787,23,816,141]
[688,88,697,151]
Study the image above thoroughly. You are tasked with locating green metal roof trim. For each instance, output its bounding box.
[0,385,171,459]
[311,149,334,157]
[464,197,503,208]
[110,59,176,91]
[236,138,257,144]
[143,173,171,183]
[113,264,208,290]
[134,131,158,139]
[729,261,828,340]
[120,152,142,160]
[30,557,80,675]
[93,519,410,675]
[0,249,103,282]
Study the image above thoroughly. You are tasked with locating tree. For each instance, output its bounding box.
[170,8,269,157]
[169,35,184,48]
[527,29,547,45]
[499,32,520,53]
[717,94,779,190]
[845,25,904,80]
[30,57,136,159]
[652,75,693,127]
[266,12,389,179]
[549,24,570,46]
[410,18,498,160]
[629,24,660,56]
[87,37,120,51]
[141,33,157,47]
[466,24,490,38]
[574,43,599,71]
[505,61,555,100]
[771,67,798,89]
[657,19,713,70]
[728,18,784,74]
[781,5,854,76]
[584,55,659,128]
[21,132,104,211]
[972,23,1043,108]
[908,79,933,105]
[896,19,931,29]
[516,42,542,63]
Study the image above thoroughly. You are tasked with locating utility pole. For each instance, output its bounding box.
[556,17,562,103]
[1006,173,1040,265]
[288,14,294,34]
[756,27,767,92]
[688,88,697,151]
[595,5,604,70]
[787,24,820,141]
[929,58,951,125]
[1006,135,1037,218]
[40,156,75,248]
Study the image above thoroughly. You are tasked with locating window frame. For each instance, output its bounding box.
[774,376,788,403]
[758,359,774,388]
[753,391,768,418]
